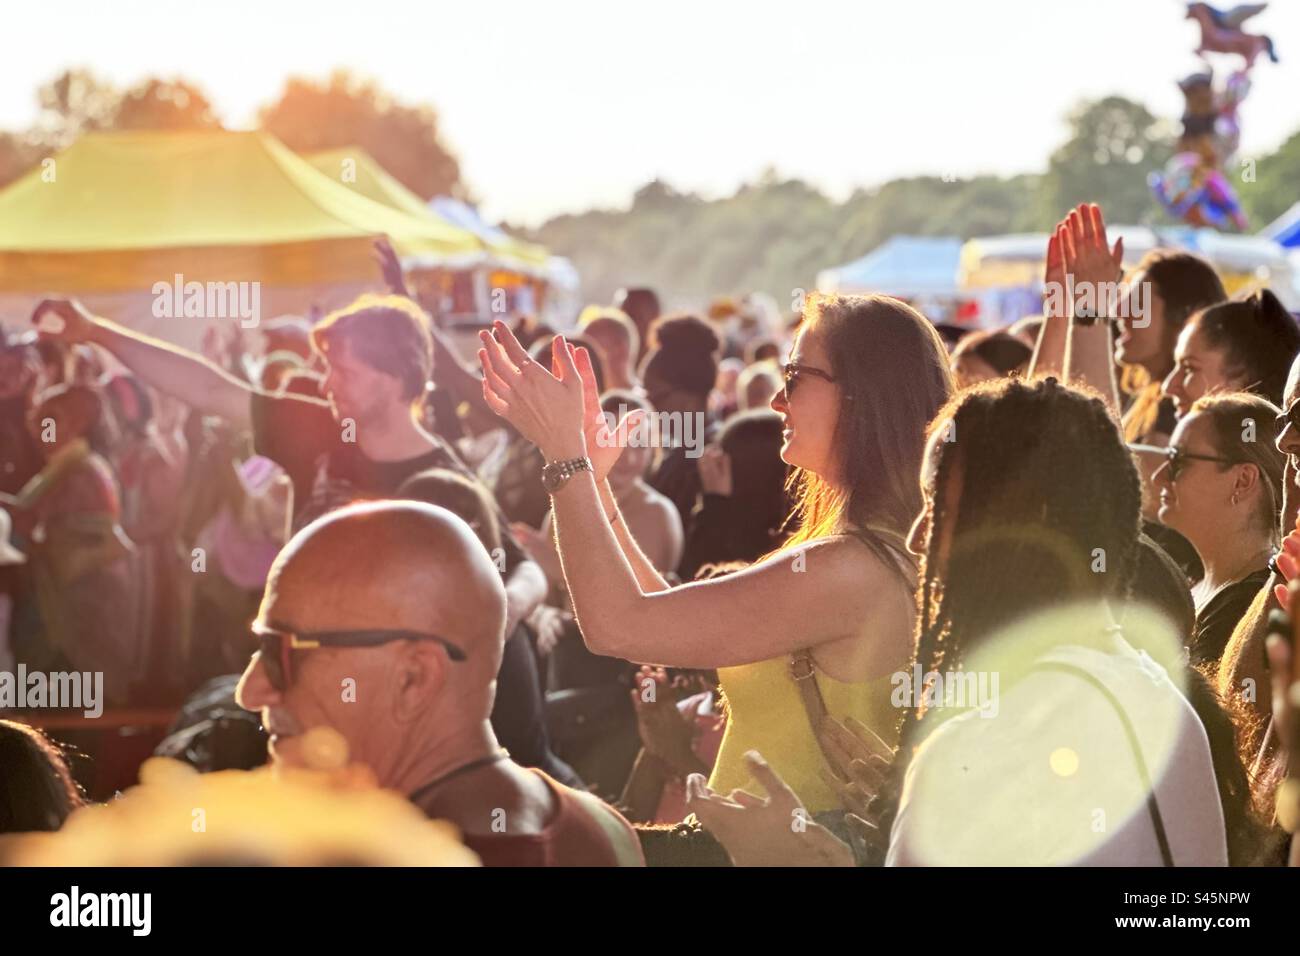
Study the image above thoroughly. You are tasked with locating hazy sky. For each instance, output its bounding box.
[6,0,1299,225]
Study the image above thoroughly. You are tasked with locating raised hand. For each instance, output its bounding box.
[31,297,101,345]
[573,343,644,482]
[686,751,854,867]
[1044,225,1068,320]
[372,237,411,298]
[1060,203,1124,320]
[477,320,587,462]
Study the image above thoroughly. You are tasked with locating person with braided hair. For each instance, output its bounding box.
[688,377,1231,866]
[876,377,1225,866]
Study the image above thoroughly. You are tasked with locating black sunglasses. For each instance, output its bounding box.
[252,624,468,692]
[1161,446,1237,482]
[781,362,837,400]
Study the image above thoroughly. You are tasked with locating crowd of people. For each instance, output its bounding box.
[2,206,1300,867]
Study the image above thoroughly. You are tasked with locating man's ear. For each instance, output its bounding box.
[391,641,448,726]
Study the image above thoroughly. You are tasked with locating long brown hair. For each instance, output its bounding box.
[780,293,954,551]
[1121,250,1226,442]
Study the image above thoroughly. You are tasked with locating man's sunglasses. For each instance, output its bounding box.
[781,362,837,400]
[252,624,468,692]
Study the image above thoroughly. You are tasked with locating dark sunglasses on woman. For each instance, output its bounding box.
[781,362,836,400]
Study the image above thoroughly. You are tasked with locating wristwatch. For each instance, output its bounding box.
[541,456,592,494]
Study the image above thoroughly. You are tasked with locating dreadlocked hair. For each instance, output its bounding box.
[866,376,1143,859]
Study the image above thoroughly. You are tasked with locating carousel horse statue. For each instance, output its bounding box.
[1186,4,1279,68]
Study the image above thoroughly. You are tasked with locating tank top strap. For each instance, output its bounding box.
[839,525,917,589]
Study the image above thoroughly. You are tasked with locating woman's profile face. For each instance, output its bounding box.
[769,322,841,481]
[1161,319,1235,420]
[1114,270,1169,374]
[1151,412,1237,548]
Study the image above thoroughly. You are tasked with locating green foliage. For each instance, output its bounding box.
[0,70,221,190]
[1035,96,1175,227]
[259,70,463,201]
[534,95,1297,306]
[533,172,1050,307]
[1239,129,1300,228]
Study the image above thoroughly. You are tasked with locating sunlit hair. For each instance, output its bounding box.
[397,468,502,556]
[1120,250,1226,442]
[951,329,1031,380]
[578,306,640,360]
[779,293,953,553]
[310,294,433,403]
[868,377,1143,848]
[1189,288,1300,406]
[1185,391,1283,538]
[0,720,84,834]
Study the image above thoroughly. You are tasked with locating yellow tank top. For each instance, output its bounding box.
[707,655,899,814]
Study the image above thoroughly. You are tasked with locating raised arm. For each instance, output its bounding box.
[32,298,253,428]
[1027,225,1069,380]
[476,321,901,670]
[1059,203,1123,417]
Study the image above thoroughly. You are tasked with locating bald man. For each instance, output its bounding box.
[236,500,643,866]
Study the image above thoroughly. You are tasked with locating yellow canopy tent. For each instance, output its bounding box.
[0,130,481,342]
[306,146,444,220]
[305,146,548,276]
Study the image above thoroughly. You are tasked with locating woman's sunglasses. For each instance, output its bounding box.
[1159,446,1237,482]
[252,624,468,692]
[781,362,837,400]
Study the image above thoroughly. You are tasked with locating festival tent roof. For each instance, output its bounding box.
[0,129,481,294]
[305,146,444,220]
[1262,202,1300,249]
[427,196,550,275]
[959,226,1296,306]
[304,147,499,267]
[816,236,963,297]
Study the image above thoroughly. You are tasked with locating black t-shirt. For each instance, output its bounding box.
[1142,519,1204,583]
[1191,568,1271,667]
[250,391,527,574]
